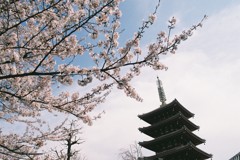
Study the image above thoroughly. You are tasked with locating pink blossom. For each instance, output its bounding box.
[149,14,157,23]
[91,30,98,39]
[71,92,79,101]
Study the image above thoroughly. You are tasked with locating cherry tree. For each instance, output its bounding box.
[0,0,206,159]
[119,142,143,160]
[52,120,86,160]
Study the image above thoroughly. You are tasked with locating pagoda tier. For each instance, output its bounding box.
[139,126,205,153]
[139,112,199,138]
[138,98,212,160]
[138,99,194,124]
[141,142,212,160]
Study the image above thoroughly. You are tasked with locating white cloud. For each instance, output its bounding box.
[81,3,240,160]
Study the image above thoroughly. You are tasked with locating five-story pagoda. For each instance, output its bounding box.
[138,77,212,160]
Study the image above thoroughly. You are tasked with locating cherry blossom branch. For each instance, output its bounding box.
[106,0,161,70]
[33,0,115,72]
[0,144,43,157]
[0,0,206,159]
[0,0,62,36]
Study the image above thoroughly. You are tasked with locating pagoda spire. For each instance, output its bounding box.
[157,77,167,106]
[157,77,166,106]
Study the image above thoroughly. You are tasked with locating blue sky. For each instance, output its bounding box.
[119,0,239,44]
[80,0,240,160]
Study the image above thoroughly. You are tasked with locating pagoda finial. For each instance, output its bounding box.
[157,77,166,106]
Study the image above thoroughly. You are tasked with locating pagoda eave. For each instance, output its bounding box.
[139,112,199,138]
[158,143,212,159]
[142,143,212,160]
[139,126,205,152]
[138,99,195,124]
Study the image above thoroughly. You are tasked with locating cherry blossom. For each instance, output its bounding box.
[0,0,206,159]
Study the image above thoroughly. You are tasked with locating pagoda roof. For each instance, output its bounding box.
[142,142,212,160]
[138,99,194,124]
[139,127,205,152]
[139,112,199,138]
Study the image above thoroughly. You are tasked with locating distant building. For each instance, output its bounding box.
[230,152,240,160]
[137,78,212,160]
